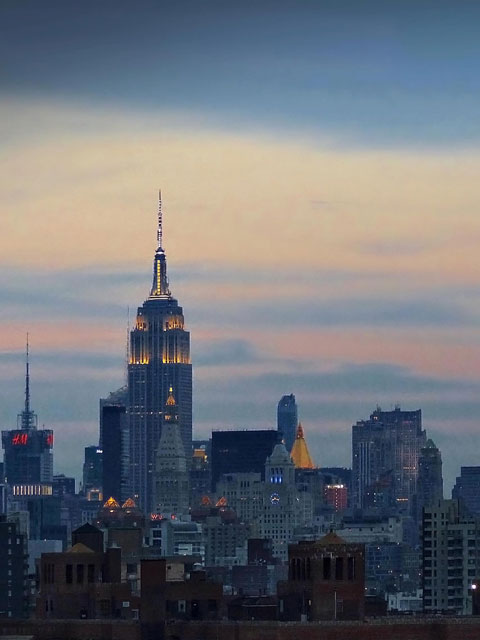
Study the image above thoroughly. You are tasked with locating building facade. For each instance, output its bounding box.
[452,467,480,516]
[416,438,443,520]
[211,430,281,491]
[128,194,192,512]
[1,344,53,498]
[422,499,480,615]
[352,406,426,513]
[260,443,313,561]
[102,405,130,504]
[277,394,298,453]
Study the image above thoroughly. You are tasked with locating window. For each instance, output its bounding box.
[88,564,95,584]
[347,557,355,580]
[335,557,343,580]
[323,557,331,580]
[66,564,73,584]
[76,564,84,584]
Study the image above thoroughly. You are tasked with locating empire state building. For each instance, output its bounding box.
[128,193,192,512]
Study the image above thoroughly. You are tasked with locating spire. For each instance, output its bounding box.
[149,190,171,299]
[290,422,315,469]
[165,385,178,422]
[157,189,163,251]
[25,333,30,418]
[166,386,176,406]
[18,333,37,430]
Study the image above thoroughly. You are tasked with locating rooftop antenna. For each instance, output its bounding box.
[19,332,37,429]
[25,332,30,418]
[157,189,163,250]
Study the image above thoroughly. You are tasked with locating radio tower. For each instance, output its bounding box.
[19,333,38,430]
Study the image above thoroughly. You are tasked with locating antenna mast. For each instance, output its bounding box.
[25,332,30,418]
[157,189,163,250]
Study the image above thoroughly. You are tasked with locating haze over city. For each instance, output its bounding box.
[2,0,480,492]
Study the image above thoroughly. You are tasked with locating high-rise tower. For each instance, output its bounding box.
[352,406,426,514]
[1,338,53,497]
[128,193,192,513]
[277,394,298,453]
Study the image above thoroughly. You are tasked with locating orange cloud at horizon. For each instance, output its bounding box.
[1,99,479,288]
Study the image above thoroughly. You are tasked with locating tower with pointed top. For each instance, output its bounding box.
[1,339,54,496]
[153,387,189,516]
[128,193,192,512]
[290,423,315,470]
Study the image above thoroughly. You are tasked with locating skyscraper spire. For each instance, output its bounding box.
[19,333,37,430]
[25,332,30,418]
[149,190,171,298]
[157,189,163,250]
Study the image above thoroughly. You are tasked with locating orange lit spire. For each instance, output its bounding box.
[166,386,176,406]
[290,422,315,469]
[149,190,171,299]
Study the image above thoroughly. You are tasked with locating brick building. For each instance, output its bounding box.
[278,532,365,621]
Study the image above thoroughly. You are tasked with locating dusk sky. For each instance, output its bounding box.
[2,0,480,491]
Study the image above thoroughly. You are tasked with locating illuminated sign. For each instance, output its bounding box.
[12,433,28,445]
[45,434,54,447]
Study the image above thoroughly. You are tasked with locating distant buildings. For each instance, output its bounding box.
[422,499,480,615]
[260,443,313,561]
[0,514,29,619]
[128,193,192,512]
[352,406,426,514]
[1,342,53,498]
[82,445,103,500]
[210,429,281,490]
[278,532,365,621]
[277,394,298,453]
[416,438,443,518]
[452,467,480,516]
[102,404,129,505]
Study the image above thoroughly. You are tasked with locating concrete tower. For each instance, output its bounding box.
[153,387,189,517]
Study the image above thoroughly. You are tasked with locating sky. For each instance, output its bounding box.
[1,0,480,492]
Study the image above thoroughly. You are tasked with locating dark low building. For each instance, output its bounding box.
[211,430,281,490]
[278,532,365,621]
[0,514,29,619]
[37,524,138,620]
[141,558,223,640]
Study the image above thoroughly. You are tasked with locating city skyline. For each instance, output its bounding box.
[2,1,480,492]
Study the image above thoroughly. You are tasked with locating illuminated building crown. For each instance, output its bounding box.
[290,422,315,469]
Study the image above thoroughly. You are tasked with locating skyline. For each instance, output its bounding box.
[2,1,480,491]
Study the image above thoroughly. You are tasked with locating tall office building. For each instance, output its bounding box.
[422,499,480,615]
[128,193,192,512]
[452,467,480,516]
[277,394,298,453]
[82,445,103,499]
[102,404,130,504]
[416,438,443,520]
[1,341,53,497]
[352,406,426,513]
